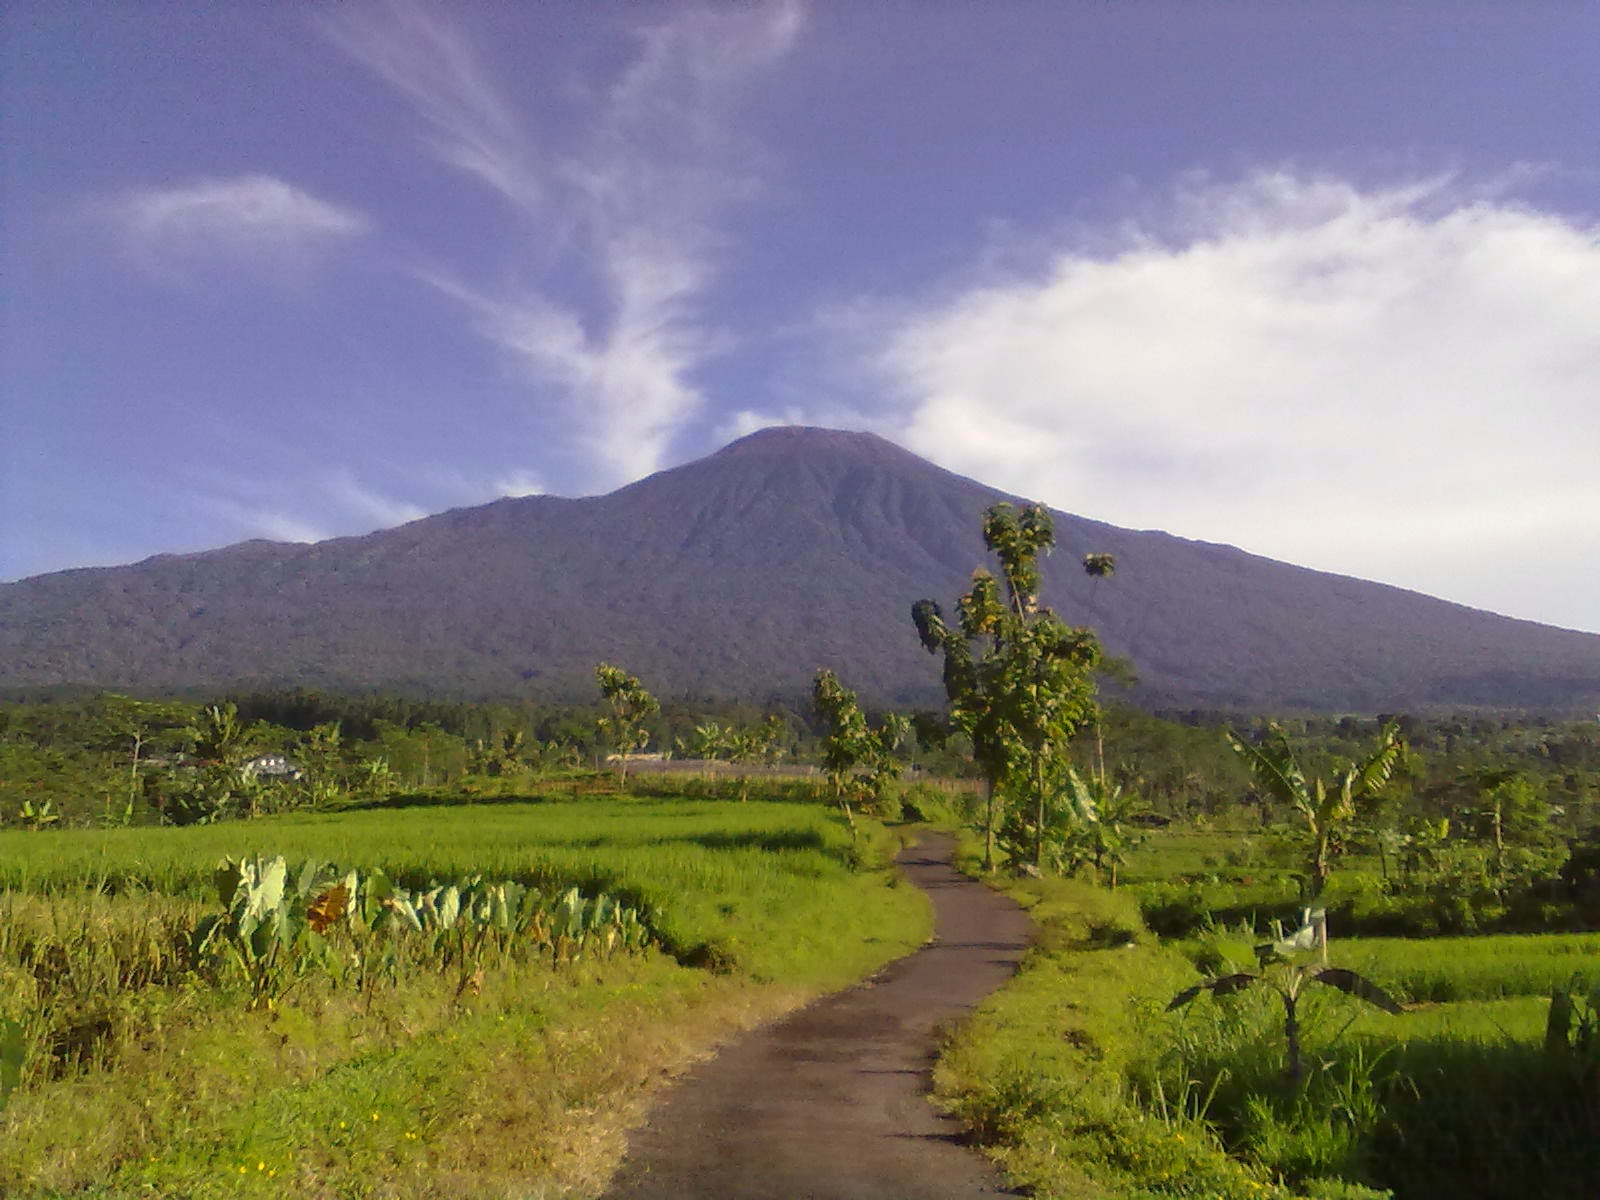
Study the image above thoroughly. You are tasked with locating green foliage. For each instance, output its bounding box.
[812,669,908,826]
[1227,722,1406,899]
[914,502,1104,871]
[594,663,660,782]
[1168,910,1402,1084]
[1052,766,1149,888]
[192,854,654,1010]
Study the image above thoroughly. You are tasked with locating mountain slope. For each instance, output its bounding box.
[4,426,1598,712]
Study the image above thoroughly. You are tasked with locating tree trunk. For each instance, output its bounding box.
[1310,829,1329,899]
[127,730,144,822]
[982,778,996,872]
[1283,991,1304,1083]
[1034,757,1047,871]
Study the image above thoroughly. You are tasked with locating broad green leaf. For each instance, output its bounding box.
[1307,966,1402,1014]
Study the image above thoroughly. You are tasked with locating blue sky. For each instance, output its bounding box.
[4,2,1598,632]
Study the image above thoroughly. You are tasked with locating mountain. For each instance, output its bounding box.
[4,426,1599,714]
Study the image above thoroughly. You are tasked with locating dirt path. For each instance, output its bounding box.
[601,833,1031,1200]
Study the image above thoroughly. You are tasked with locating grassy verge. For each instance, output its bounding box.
[0,795,931,1198]
[938,836,1599,1200]
[935,839,1290,1200]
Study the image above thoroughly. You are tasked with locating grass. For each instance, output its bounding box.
[935,841,1293,1200]
[1335,931,1600,1003]
[0,792,932,1198]
[936,828,1599,1200]
[0,797,917,985]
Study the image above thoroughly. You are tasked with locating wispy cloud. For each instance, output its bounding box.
[318,3,542,213]
[325,471,428,528]
[325,0,804,485]
[203,495,330,547]
[101,174,370,278]
[187,465,437,549]
[832,169,1600,630]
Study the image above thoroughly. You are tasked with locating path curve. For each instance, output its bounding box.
[602,834,1031,1200]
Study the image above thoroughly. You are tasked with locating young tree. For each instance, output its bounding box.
[913,502,1104,872]
[812,669,908,830]
[1226,721,1406,899]
[595,663,659,786]
[295,721,347,808]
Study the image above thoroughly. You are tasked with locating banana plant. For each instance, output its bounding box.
[1168,909,1402,1082]
[16,798,59,830]
[1227,721,1404,898]
[1056,766,1147,888]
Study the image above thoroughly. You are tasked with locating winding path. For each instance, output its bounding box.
[602,834,1032,1200]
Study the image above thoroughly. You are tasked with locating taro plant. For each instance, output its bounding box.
[193,854,655,1009]
[1168,909,1402,1083]
[192,856,337,1010]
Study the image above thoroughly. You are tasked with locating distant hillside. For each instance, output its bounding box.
[4,426,1600,713]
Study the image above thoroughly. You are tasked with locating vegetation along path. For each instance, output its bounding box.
[603,833,1031,1200]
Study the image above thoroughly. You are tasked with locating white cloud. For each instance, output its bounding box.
[327,1,803,486]
[325,472,428,527]
[104,175,369,275]
[205,495,329,546]
[492,470,546,499]
[860,170,1600,631]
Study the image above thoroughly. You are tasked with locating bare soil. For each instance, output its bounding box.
[601,833,1031,1199]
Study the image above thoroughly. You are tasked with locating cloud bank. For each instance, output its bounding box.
[865,171,1600,631]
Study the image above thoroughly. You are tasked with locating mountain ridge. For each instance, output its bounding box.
[4,426,1598,714]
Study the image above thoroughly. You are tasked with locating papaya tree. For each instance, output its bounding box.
[913,502,1105,872]
[595,663,659,785]
[1226,720,1405,899]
